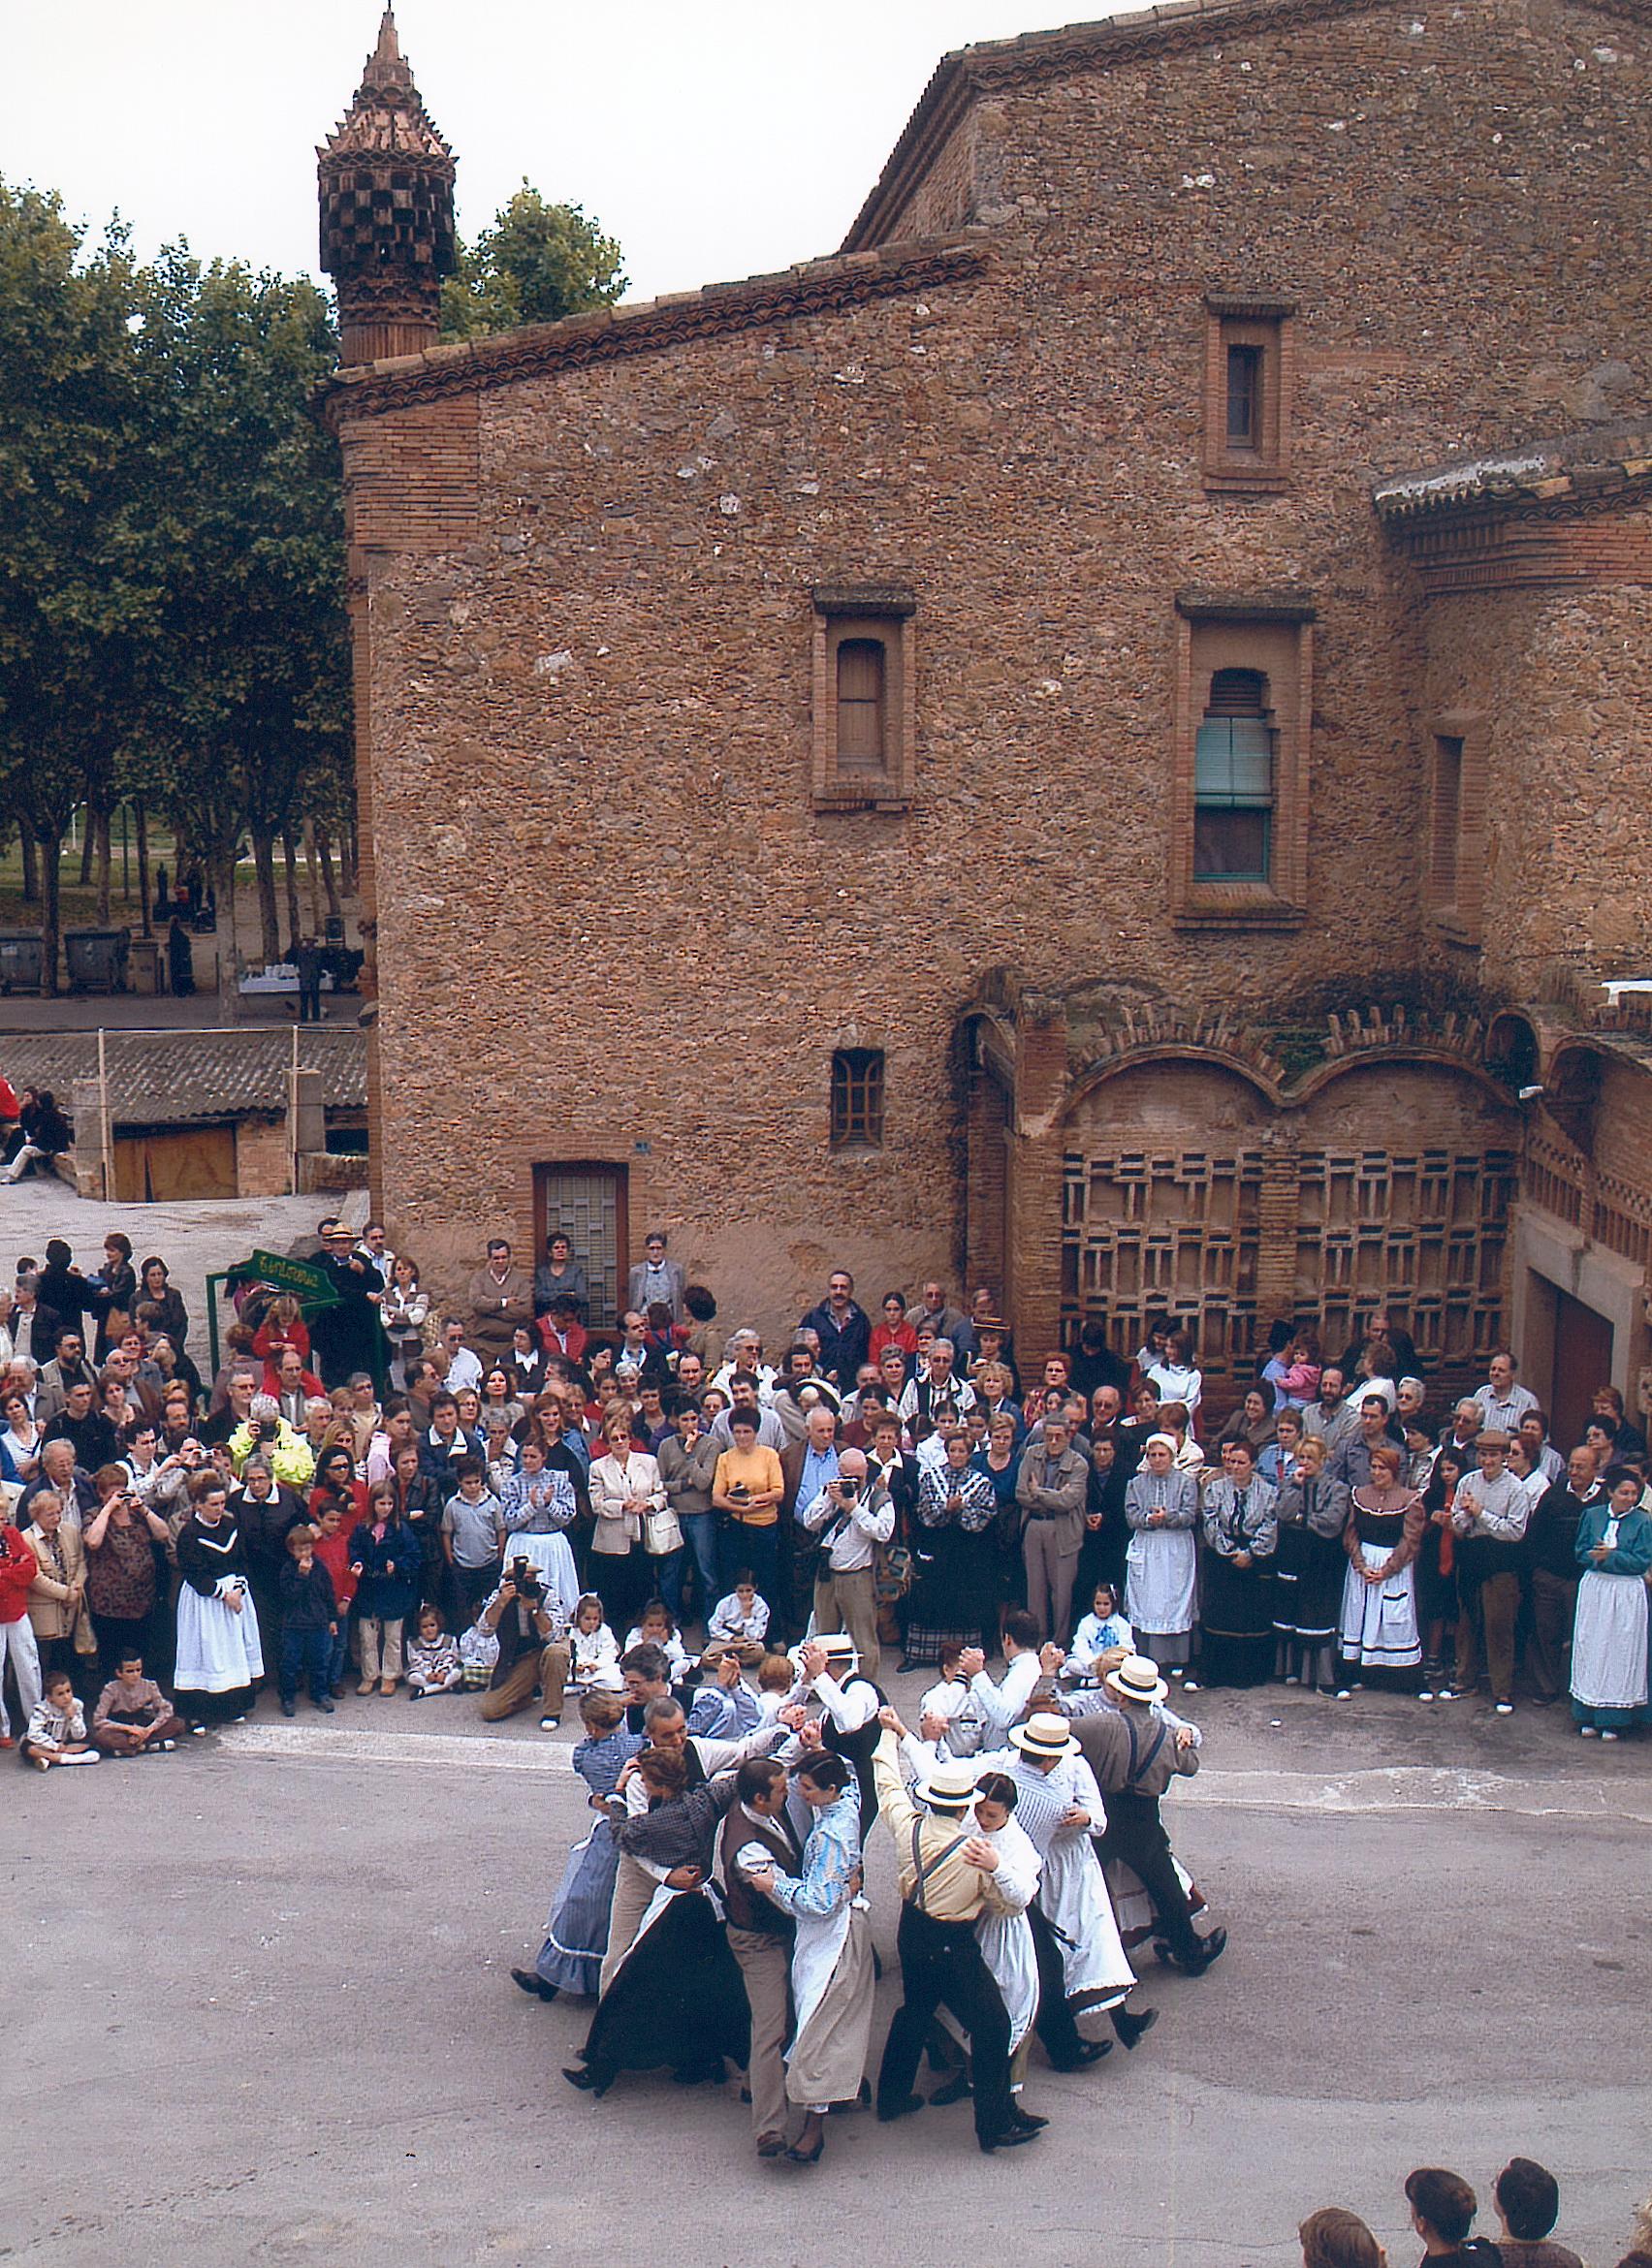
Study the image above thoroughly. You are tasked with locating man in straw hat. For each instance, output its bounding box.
[869,1729,1040,2152]
[796,1632,886,1833]
[1065,1654,1226,1974]
[975,1710,1151,2057]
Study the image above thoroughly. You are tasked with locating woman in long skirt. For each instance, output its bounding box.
[1572,1470,1652,1740]
[1271,1436,1351,1691]
[1197,1443,1278,1687]
[1124,1436,1200,1675]
[905,1435,999,1666]
[513,1691,641,2002]
[564,1748,749,2096]
[174,1480,264,1728]
[1338,1442,1426,1694]
[740,1751,876,2165]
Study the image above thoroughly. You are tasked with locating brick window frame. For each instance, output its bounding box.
[810,583,916,811]
[1202,294,1295,495]
[830,1047,886,1150]
[1171,590,1315,930]
[1425,709,1489,947]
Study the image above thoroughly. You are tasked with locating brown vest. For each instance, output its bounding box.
[719,1803,802,1939]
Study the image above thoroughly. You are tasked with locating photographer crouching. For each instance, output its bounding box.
[478,1555,574,1728]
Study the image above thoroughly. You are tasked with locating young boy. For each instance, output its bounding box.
[703,1571,771,1667]
[441,1455,506,1622]
[277,1524,338,1717]
[91,1654,184,1754]
[22,1670,99,1770]
[310,1501,359,1699]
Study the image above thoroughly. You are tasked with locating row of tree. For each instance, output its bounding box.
[0,178,623,992]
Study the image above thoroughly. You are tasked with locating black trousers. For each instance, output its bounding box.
[1027,1900,1090,2068]
[878,1904,1012,2145]
[1091,1789,1201,1963]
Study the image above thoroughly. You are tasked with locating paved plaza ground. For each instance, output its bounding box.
[8,1669,1647,2268]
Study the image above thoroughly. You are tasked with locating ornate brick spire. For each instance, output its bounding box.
[319,9,457,366]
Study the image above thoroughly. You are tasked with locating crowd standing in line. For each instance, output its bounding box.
[2,1211,1648,2194]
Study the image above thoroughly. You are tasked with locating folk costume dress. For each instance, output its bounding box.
[576,1773,750,2089]
[1571,1500,1652,1731]
[761,1789,876,2111]
[1270,1470,1351,1683]
[1123,1461,1200,1666]
[1197,1474,1279,1686]
[1339,1479,1426,1672]
[906,1458,1000,1664]
[174,1506,264,1718]
[975,1745,1137,2014]
[969,1809,1040,2063]
[536,1724,644,1996]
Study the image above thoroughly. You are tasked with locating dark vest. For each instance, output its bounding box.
[822,1678,888,1827]
[719,1805,803,1939]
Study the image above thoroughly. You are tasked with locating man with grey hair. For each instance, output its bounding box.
[898,1338,976,1429]
[801,1446,893,1675]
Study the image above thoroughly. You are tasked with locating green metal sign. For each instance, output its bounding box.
[242,1248,342,1307]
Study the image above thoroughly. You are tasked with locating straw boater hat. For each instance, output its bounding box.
[1104,1654,1169,1706]
[810,1632,860,1674]
[915,1756,981,1810]
[1008,1711,1079,1761]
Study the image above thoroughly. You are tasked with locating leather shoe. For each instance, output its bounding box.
[562,2064,611,2095]
[511,1967,556,2001]
[1181,1926,1228,1974]
[1010,2108,1049,2131]
[1112,2004,1159,2050]
[929,2071,972,2107]
[876,2094,925,2123]
[979,2124,1042,2152]
[1052,2037,1111,2069]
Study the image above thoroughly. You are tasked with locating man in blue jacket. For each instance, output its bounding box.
[800,1270,872,1392]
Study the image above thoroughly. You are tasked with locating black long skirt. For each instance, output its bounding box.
[1271,1526,1345,1646]
[1198,1549,1274,1686]
[580,1891,750,2082]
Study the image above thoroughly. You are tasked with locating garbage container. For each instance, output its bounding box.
[0,932,45,993]
[64,927,131,993]
[126,935,160,996]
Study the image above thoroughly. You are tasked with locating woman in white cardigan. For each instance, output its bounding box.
[587,1413,665,1636]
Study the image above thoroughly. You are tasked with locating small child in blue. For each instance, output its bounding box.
[1065,1580,1134,1682]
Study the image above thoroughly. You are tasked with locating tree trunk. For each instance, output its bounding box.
[38,828,62,998]
[317,829,342,919]
[303,817,323,932]
[345,816,360,899]
[19,830,39,905]
[281,829,303,955]
[135,801,151,938]
[78,809,95,885]
[250,824,281,963]
[94,803,112,925]
[218,846,239,1019]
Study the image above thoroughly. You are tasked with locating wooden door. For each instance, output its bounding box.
[112,1128,237,1202]
[533,1163,628,1331]
[1550,1290,1614,1454]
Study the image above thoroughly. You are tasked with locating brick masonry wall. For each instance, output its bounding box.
[235,1115,292,1199]
[348,0,1652,1343]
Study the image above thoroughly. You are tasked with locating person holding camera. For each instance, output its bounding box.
[801,1448,893,1677]
[478,1555,573,1727]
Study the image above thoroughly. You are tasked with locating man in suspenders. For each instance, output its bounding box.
[870,1728,1041,2153]
[1065,1654,1227,1975]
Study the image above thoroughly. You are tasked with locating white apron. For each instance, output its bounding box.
[790,1896,854,2036]
[1126,1527,1196,1637]
[1571,1569,1650,1710]
[174,1579,265,1692]
[1338,1545,1420,1668]
[1003,1756,1135,2007]
[973,1813,1040,2054]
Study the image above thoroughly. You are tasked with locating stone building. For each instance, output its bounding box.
[318,0,1652,1430]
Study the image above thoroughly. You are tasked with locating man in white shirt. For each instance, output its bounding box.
[1473,1350,1539,1435]
[802,1448,893,1675]
[713,1331,779,1403]
[937,1613,1046,1755]
[435,1317,483,1396]
[898,1339,977,1428]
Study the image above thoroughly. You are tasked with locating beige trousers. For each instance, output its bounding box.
[726,1925,794,2140]
[599,1853,657,1997]
[811,1565,881,1678]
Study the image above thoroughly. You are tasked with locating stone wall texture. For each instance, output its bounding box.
[334,0,1652,1370]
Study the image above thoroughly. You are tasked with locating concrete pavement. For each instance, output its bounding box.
[7,1671,1647,2268]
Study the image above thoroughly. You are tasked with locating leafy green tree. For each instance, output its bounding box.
[0,181,145,991]
[441,182,624,339]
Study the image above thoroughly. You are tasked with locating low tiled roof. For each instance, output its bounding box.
[1374,420,1652,521]
[0,1027,366,1132]
[315,236,990,421]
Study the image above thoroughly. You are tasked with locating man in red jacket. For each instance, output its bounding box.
[0,1521,44,1748]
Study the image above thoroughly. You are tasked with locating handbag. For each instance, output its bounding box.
[643,1506,683,1557]
[874,1540,914,1602]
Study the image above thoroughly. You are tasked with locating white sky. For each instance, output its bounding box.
[0,1,1076,304]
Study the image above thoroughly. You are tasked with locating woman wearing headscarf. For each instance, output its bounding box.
[1123,1433,1200,1676]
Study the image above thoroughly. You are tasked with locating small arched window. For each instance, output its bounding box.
[1193,668,1275,882]
[830,1049,885,1150]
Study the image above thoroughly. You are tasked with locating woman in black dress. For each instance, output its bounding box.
[1270,1433,1351,1691]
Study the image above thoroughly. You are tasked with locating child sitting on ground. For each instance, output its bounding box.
[458,1600,499,1690]
[91,1653,184,1754]
[568,1593,622,1691]
[622,1598,689,1679]
[22,1670,98,1770]
[702,1571,771,1666]
[1065,1581,1134,1683]
[405,1604,464,1697]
